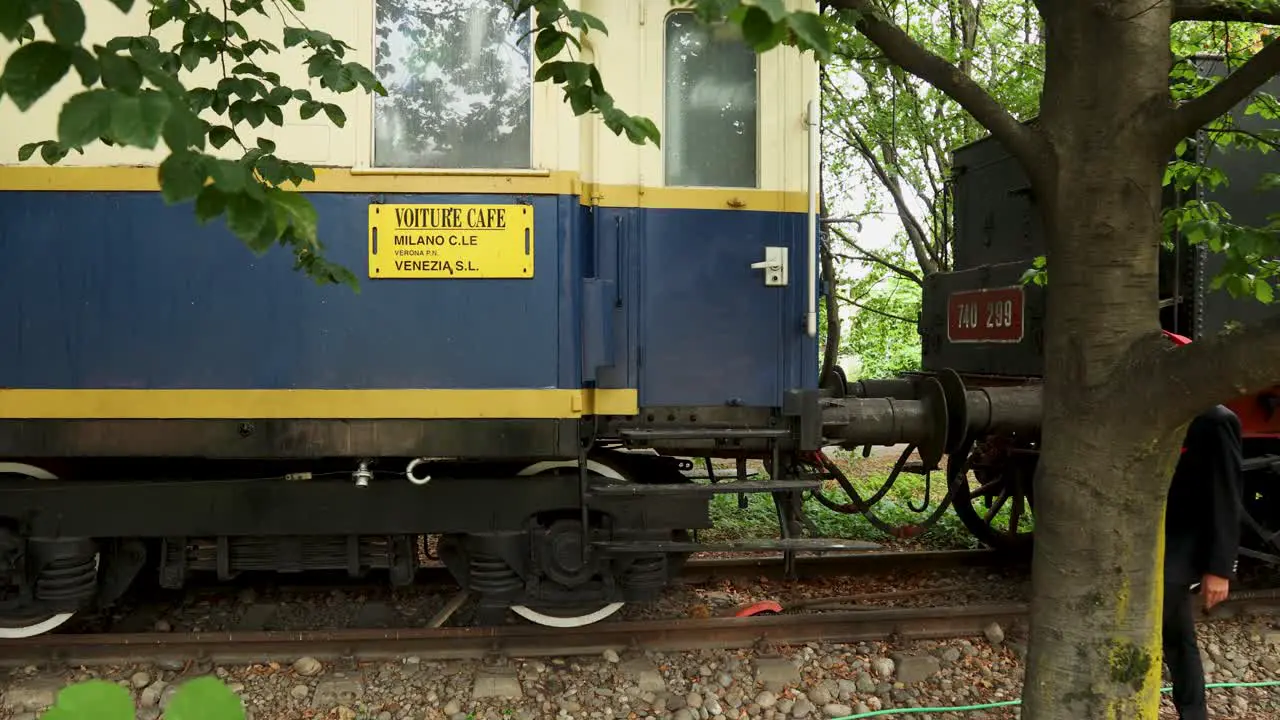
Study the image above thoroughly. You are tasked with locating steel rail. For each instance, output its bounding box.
[2,588,1272,669]
[0,603,1030,668]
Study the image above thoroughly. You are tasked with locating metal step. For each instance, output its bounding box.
[617,428,791,441]
[590,480,820,496]
[593,538,883,554]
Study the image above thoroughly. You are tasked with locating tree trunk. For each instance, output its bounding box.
[820,239,842,390]
[1020,160,1185,718]
[1020,6,1189,717]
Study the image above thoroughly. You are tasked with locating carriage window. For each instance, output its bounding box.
[372,0,532,169]
[663,12,759,188]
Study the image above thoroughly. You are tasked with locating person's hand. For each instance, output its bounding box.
[1201,573,1230,609]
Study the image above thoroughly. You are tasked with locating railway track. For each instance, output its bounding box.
[6,589,1279,669]
[0,603,1030,667]
[0,547,1025,666]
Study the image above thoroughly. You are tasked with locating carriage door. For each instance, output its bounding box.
[636,7,793,409]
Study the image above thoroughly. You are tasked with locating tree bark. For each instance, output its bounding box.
[820,237,842,390]
[1020,4,1185,717]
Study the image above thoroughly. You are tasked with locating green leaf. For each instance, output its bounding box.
[158,150,207,203]
[534,29,567,62]
[108,91,172,148]
[0,0,37,42]
[257,137,276,153]
[38,680,134,720]
[44,0,86,46]
[270,188,318,240]
[208,158,249,193]
[738,7,785,52]
[752,0,789,22]
[209,126,237,149]
[162,105,208,151]
[194,185,228,222]
[40,141,68,164]
[1,41,72,111]
[323,104,346,127]
[283,26,306,48]
[18,141,40,161]
[164,676,247,720]
[1257,280,1275,304]
[57,89,115,147]
[105,0,135,11]
[69,46,98,85]
[99,52,143,93]
[784,12,831,60]
[227,193,272,247]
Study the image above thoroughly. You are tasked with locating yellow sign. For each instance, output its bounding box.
[368,203,534,279]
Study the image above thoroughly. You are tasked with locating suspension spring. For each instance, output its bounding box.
[622,555,667,593]
[468,554,522,596]
[34,555,97,608]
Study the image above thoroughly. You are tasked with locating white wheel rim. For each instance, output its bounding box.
[509,602,625,628]
[509,458,627,627]
[0,463,83,639]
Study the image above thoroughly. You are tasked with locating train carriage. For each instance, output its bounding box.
[8,1,1274,642]
[0,0,846,635]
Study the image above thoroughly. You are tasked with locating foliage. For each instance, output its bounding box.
[821,0,1043,282]
[1020,22,1280,305]
[1161,22,1280,305]
[840,266,923,379]
[0,0,831,287]
[38,676,244,720]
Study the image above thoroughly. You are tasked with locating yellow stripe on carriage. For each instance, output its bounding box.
[0,388,639,419]
[0,167,808,213]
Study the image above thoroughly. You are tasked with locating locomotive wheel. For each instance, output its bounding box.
[0,462,98,639]
[946,439,1036,552]
[507,457,632,628]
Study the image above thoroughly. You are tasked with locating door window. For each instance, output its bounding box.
[663,12,759,188]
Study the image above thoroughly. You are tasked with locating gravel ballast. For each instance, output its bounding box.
[3,614,1280,720]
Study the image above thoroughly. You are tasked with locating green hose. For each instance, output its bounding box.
[832,680,1280,719]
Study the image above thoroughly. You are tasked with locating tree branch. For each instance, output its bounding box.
[1149,314,1280,424]
[826,0,1051,182]
[822,77,941,275]
[1165,37,1280,143]
[837,293,918,324]
[828,226,925,285]
[1173,0,1280,24]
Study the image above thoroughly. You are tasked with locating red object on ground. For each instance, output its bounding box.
[734,601,783,617]
[1162,329,1193,346]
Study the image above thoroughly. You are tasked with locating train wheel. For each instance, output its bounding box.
[508,457,631,628]
[0,463,98,638]
[947,438,1036,552]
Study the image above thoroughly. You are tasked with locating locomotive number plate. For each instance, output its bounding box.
[368,203,533,279]
[947,286,1025,343]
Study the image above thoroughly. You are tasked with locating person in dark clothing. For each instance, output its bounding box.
[1163,403,1244,720]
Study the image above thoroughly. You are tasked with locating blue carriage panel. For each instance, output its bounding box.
[0,191,570,391]
[638,207,798,408]
[785,213,821,394]
[579,205,639,392]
